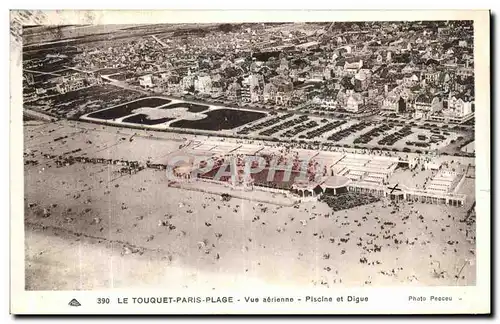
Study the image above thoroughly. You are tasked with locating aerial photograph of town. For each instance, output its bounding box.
[22,20,476,290]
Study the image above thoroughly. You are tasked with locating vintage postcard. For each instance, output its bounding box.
[10,10,491,315]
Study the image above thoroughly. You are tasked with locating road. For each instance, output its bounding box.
[23,108,58,122]
[102,77,152,96]
[23,69,62,77]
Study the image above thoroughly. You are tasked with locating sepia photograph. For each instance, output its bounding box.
[10,9,491,315]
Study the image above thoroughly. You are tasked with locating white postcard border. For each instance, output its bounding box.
[10,9,491,315]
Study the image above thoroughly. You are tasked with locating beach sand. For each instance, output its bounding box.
[24,160,475,290]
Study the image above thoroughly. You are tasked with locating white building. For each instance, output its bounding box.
[139,74,154,88]
[182,74,195,91]
[456,67,474,78]
[403,74,419,87]
[354,69,371,90]
[346,93,363,112]
[414,94,443,119]
[448,95,474,117]
[344,59,363,76]
[382,95,398,111]
[263,83,277,103]
[194,75,212,94]
[313,97,337,110]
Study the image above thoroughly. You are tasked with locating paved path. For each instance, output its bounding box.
[23,108,58,122]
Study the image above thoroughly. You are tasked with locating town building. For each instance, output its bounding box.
[414,94,443,119]
[139,74,154,88]
[344,59,363,76]
[263,82,277,104]
[447,94,474,117]
[346,93,363,112]
[194,75,212,94]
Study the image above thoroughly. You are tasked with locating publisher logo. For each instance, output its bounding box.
[68,299,81,307]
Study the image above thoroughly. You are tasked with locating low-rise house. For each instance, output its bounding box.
[263,82,277,103]
[346,92,363,113]
[453,75,473,93]
[139,74,154,88]
[323,66,334,80]
[382,94,398,111]
[414,93,443,119]
[401,62,417,74]
[55,78,87,94]
[23,72,35,85]
[423,70,440,84]
[354,69,371,90]
[368,88,379,98]
[194,75,212,94]
[227,81,241,100]
[240,83,251,102]
[447,93,474,117]
[344,59,363,76]
[182,74,195,91]
[35,88,47,95]
[456,67,474,78]
[403,73,419,87]
[437,71,451,85]
[167,74,181,86]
